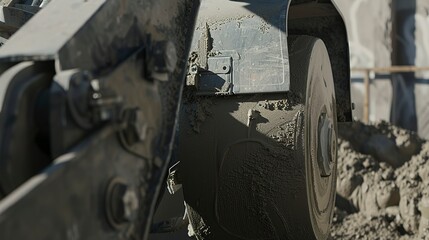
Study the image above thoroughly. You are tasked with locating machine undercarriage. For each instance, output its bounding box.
[0,0,351,239]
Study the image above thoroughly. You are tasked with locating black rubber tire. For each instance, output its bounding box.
[180,35,337,240]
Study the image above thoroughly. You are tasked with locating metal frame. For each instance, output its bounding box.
[0,1,200,239]
[352,66,429,123]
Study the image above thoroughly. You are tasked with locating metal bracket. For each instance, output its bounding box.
[54,69,123,130]
[186,56,233,95]
[167,161,182,195]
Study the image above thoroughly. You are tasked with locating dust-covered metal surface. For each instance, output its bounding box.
[180,95,303,239]
[0,0,51,44]
[0,0,105,61]
[0,1,40,43]
[289,2,352,122]
[186,0,352,123]
[188,0,290,95]
[0,0,200,239]
[179,35,338,240]
[0,0,197,74]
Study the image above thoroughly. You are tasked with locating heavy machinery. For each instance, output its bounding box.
[0,0,351,239]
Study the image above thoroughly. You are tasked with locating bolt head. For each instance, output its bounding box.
[106,179,140,228]
[122,189,139,222]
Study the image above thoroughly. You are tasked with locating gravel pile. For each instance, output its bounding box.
[331,121,429,240]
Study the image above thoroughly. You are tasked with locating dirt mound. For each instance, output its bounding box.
[331,121,429,239]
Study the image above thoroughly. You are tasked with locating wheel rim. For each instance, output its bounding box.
[305,41,337,237]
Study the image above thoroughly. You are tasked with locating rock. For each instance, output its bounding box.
[333,207,348,223]
[332,121,429,239]
[385,206,400,216]
[395,131,422,159]
[419,197,429,237]
[337,174,363,198]
[376,184,400,209]
[366,134,405,168]
[382,169,394,180]
[418,160,429,183]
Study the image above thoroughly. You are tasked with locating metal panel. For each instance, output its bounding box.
[0,0,106,61]
[189,0,290,95]
[0,0,200,239]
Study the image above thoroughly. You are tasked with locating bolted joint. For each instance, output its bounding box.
[122,187,139,222]
[186,64,200,88]
[57,70,123,129]
[89,79,123,123]
[106,178,140,229]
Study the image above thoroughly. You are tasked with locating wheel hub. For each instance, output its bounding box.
[317,112,335,177]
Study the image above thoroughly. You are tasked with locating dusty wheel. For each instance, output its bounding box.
[286,35,338,239]
[179,35,337,240]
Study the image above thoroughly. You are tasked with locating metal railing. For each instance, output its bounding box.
[351,66,429,123]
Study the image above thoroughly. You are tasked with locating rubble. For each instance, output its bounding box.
[331,121,429,239]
